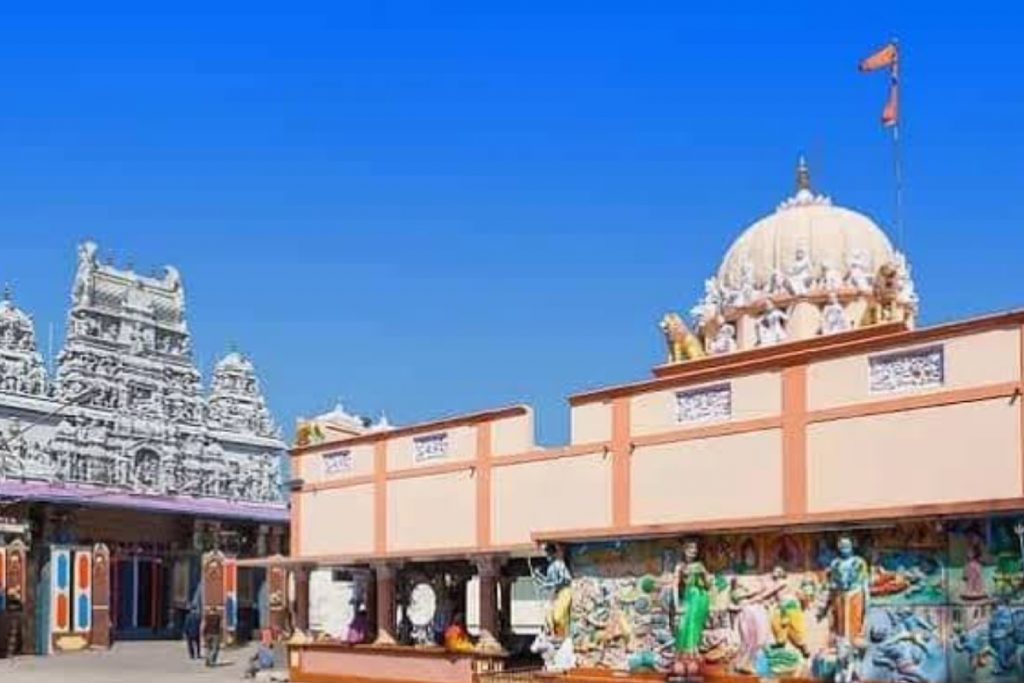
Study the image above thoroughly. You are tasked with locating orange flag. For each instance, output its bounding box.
[881,70,899,127]
[860,41,900,127]
[859,42,897,72]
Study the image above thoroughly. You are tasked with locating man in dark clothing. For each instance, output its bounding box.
[184,609,201,660]
[203,611,222,668]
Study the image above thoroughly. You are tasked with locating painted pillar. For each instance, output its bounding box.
[372,563,397,645]
[268,565,287,636]
[5,540,26,608]
[294,566,310,633]
[72,548,93,635]
[91,544,111,648]
[50,546,71,650]
[201,551,226,635]
[474,556,503,653]
[223,557,238,644]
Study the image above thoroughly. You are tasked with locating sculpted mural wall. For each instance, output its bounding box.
[0,242,284,505]
[562,518,1024,682]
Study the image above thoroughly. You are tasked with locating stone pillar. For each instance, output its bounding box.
[498,575,513,637]
[294,566,310,633]
[474,556,504,653]
[364,569,378,641]
[373,563,397,645]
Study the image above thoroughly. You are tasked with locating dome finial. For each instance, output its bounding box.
[796,155,811,192]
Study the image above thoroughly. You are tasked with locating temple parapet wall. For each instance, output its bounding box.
[290,310,1024,563]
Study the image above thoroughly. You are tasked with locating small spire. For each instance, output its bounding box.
[2,283,10,302]
[796,155,811,192]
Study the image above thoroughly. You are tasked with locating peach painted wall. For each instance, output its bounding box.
[630,429,784,524]
[570,401,612,444]
[490,453,611,546]
[387,426,477,470]
[491,411,535,457]
[807,327,1021,410]
[387,471,476,552]
[807,397,1021,512]
[629,372,781,436]
[299,648,474,683]
[299,443,375,485]
[299,485,375,557]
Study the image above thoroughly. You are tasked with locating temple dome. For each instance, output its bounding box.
[716,158,895,290]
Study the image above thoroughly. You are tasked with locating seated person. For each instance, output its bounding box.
[244,631,276,678]
[346,609,369,645]
[443,613,474,653]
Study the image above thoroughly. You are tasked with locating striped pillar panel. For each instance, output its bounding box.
[73,550,93,633]
[51,548,72,634]
[223,558,238,632]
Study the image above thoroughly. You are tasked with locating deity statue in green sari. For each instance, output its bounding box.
[673,539,711,677]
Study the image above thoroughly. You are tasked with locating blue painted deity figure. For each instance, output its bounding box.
[819,536,870,648]
[988,606,1022,675]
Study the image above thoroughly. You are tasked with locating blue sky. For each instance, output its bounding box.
[0,3,1021,445]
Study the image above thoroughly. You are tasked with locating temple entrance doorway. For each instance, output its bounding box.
[111,553,174,640]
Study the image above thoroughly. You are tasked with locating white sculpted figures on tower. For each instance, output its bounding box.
[846,249,873,293]
[72,241,98,306]
[709,323,737,355]
[756,300,788,346]
[821,293,851,335]
[785,244,813,296]
[42,241,286,503]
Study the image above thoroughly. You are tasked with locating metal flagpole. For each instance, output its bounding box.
[890,40,905,250]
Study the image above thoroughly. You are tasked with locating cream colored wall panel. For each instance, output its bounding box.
[630,430,784,524]
[630,372,780,437]
[301,444,375,484]
[570,401,612,445]
[491,453,611,546]
[299,485,375,557]
[387,425,476,470]
[808,328,1020,410]
[491,413,535,457]
[807,398,1020,512]
[387,472,476,552]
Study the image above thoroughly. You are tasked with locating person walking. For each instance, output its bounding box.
[184,608,202,660]
[203,610,222,668]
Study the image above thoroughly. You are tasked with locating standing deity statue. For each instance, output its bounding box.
[709,323,737,355]
[72,241,99,306]
[820,260,843,293]
[821,294,850,335]
[531,543,572,640]
[818,535,869,649]
[690,278,722,331]
[846,250,873,293]
[674,539,712,678]
[785,245,814,296]
[768,268,787,296]
[756,301,789,346]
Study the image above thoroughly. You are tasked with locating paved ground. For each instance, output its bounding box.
[0,641,281,682]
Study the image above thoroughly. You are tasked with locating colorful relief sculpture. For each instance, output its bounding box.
[533,543,573,639]
[673,539,712,677]
[659,313,705,364]
[819,535,870,649]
